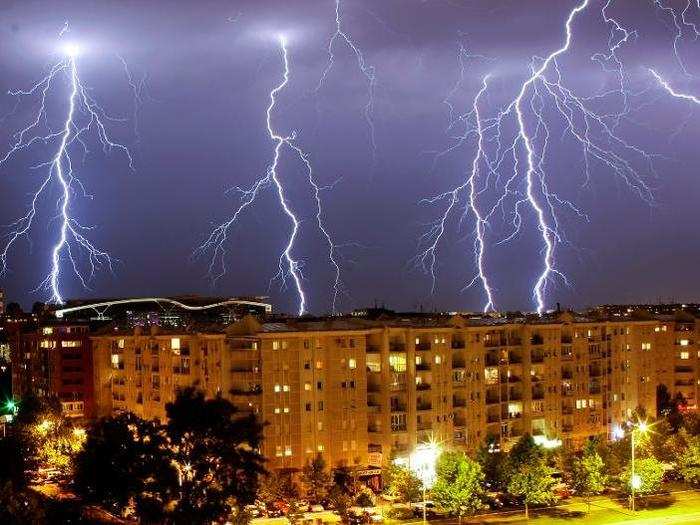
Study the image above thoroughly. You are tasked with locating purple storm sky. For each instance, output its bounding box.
[0,0,698,314]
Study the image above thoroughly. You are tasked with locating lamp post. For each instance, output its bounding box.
[628,420,649,512]
[408,442,440,524]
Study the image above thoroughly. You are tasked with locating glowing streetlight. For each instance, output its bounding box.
[629,419,650,512]
[408,441,440,524]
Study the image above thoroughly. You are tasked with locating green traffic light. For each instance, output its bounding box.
[5,400,17,413]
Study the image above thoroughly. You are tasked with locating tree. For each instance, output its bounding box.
[571,441,606,512]
[621,457,664,496]
[475,445,509,492]
[74,412,173,519]
[678,434,700,486]
[507,435,557,519]
[382,464,423,503]
[432,451,486,520]
[0,481,46,524]
[328,485,352,522]
[164,387,265,524]
[300,454,332,503]
[257,470,298,508]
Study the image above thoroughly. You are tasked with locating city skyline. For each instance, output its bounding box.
[0,1,699,316]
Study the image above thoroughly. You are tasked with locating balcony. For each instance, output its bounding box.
[486,355,500,367]
[452,340,466,349]
[367,344,381,353]
[368,424,381,433]
[562,424,573,433]
[676,366,694,374]
[417,402,432,411]
[453,398,467,408]
[561,369,573,379]
[531,390,545,400]
[416,363,431,371]
[416,382,432,391]
[368,382,382,393]
[389,342,406,352]
[390,404,407,412]
[530,335,544,345]
[417,422,432,431]
[416,342,431,351]
[229,385,262,396]
[508,353,523,364]
[487,414,500,423]
[452,359,466,369]
[486,395,500,405]
[531,353,545,364]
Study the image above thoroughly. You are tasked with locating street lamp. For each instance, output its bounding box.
[629,419,650,512]
[409,441,440,524]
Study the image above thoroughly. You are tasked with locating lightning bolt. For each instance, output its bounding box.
[649,68,700,104]
[0,38,135,304]
[196,37,345,315]
[653,0,699,77]
[317,0,377,164]
[421,0,658,315]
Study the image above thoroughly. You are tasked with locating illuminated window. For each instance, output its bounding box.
[274,407,281,414]
[284,446,292,456]
[62,341,82,348]
[587,330,592,338]
[317,444,324,452]
[655,326,660,332]
[348,358,357,370]
[389,354,407,372]
[171,338,180,350]
[681,351,690,360]
[317,421,323,431]
[283,407,290,414]
[434,337,439,344]
[366,354,381,372]
[283,384,290,392]
[316,360,323,370]
[641,342,651,351]
[275,445,283,457]
[118,338,125,349]
[434,355,442,365]
[40,340,55,349]
[415,337,420,345]
[272,341,280,350]
[42,327,53,335]
[274,384,281,393]
[415,355,422,365]
[304,382,311,391]
[680,339,690,347]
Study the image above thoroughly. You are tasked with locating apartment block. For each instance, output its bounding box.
[13,308,700,477]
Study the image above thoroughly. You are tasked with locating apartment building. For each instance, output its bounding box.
[14,308,700,476]
[11,322,96,418]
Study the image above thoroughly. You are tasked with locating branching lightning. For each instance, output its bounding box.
[196,37,345,315]
[317,0,377,163]
[649,68,700,104]
[0,37,135,304]
[420,0,659,314]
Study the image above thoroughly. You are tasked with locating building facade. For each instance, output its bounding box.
[83,310,700,475]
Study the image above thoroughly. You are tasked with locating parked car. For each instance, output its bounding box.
[411,501,447,518]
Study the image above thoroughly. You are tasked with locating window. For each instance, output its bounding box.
[317,421,323,431]
[40,340,55,349]
[284,445,292,456]
[641,342,651,351]
[681,351,690,360]
[274,407,281,414]
[275,445,283,457]
[434,355,442,365]
[317,381,323,390]
[351,440,356,450]
[171,338,180,350]
[305,402,312,411]
[118,338,125,348]
[274,384,281,392]
[317,444,324,452]
[273,341,280,350]
[283,407,290,414]
[283,384,290,392]
[42,327,53,335]
[348,358,357,370]
[366,354,381,372]
[389,353,407,372]
[304,382,312,391]
[318,401,324,411]
[316,360,323,369]
[680,339,690,347]
[62,341,82,348]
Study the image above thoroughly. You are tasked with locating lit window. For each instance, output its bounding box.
[655,326,660,333]
[284,446,292,456]
[434,355,442,365]
[680,339,690,347]
[681,351,690,360]
[275,445,283,457]
[118,338,125,349]
[61,341,82,348]
[283,407,290,414]
[171,338,180,350]
[304,382,312,391]
[272,341,280,350]
[434,337,439,344]
[274,384,281,392]
[317,421,323,431]
[42,327,53,335]
[641,342,651,351]
[274,407,281,414]
[317,444,324,452]
[283,384,290,392]
[351,440,356,450]
[348,358,357,370]
[316,360,323,369]
[415,337,420,345]
[415,356,422,365]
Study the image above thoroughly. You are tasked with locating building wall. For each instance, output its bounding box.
[77,314,700,472]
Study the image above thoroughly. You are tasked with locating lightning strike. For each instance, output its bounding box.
[649,68,700,104]
[196,36,346,315]
[317,0,378,163]
[0,34,135,304]
[422,0,658,314]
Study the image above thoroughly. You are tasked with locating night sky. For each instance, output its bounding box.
[0,0,699,315]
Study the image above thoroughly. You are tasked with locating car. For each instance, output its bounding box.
[411,501,447,518]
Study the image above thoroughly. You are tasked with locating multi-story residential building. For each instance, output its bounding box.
[12,322,96,418]
[14,306,700,479]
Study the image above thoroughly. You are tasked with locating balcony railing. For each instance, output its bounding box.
[389,342,406,352]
